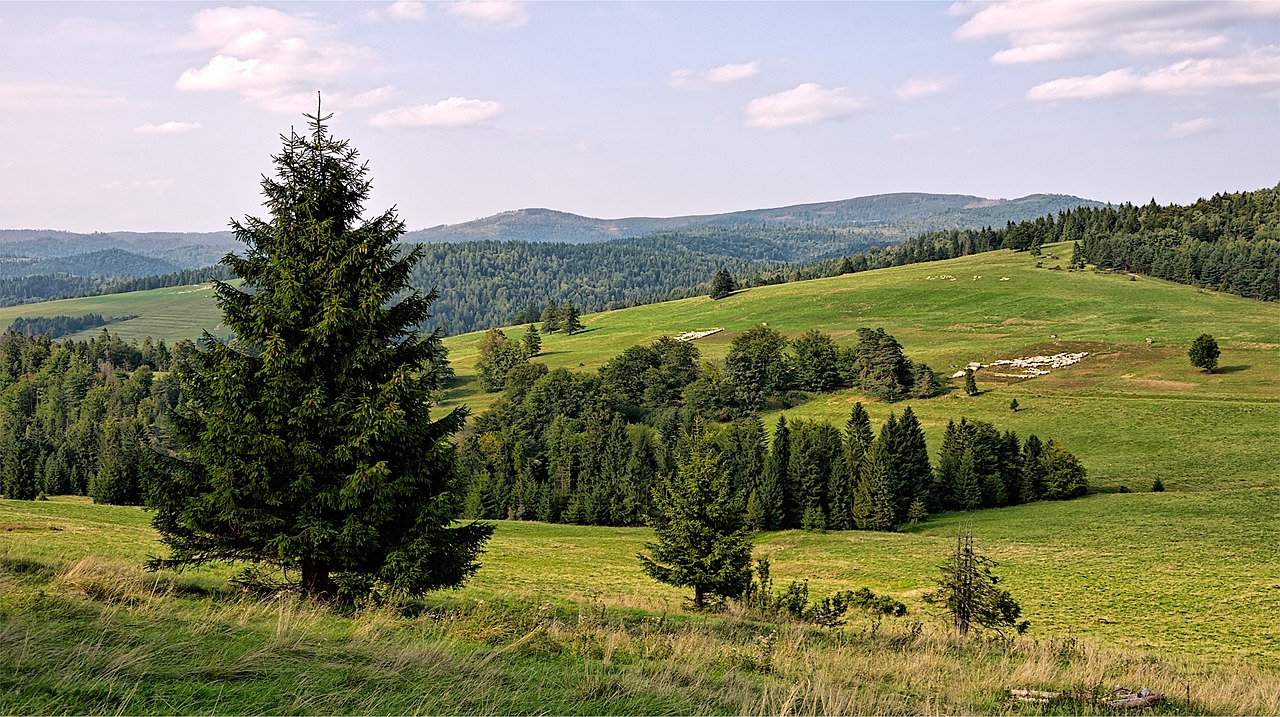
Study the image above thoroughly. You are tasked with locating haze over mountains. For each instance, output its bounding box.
[404,193,1101,244]
[2,191,1102,276]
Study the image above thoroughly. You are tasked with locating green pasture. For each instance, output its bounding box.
[3,491,1277,666]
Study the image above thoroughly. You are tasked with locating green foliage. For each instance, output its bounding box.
[709,268,737,300]
[790,329,842,392]
[924,526,1029,637]
[964,368,978,396]
[476,328,531,392]
[638,422,753,609]
[1189,333,1221,373]
[0,331,175,503]
[148,109,491,599]
[724,325,790,410]
[847,328,913,401]
[521,323,541,356]
[1009,398,1019,413]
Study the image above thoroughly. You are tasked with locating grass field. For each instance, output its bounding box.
[0,243,1277,713]
[0,282,232,343]
[3,497,1279,715]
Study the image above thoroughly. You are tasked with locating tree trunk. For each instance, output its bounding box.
[694,586,705,610]
[301,559,336,599]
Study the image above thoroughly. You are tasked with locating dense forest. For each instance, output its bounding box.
[458,329,1086,530]
[0,265,231,308]
[0,330,185,503]
[8,314,137,339]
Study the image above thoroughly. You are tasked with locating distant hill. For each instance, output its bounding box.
[0,230,239,268]
[0,249,183,280]
[403,192,1102,244]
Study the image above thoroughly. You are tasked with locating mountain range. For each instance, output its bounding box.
[404,192,1101,244]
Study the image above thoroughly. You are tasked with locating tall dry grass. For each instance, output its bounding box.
[4,557,1278,715]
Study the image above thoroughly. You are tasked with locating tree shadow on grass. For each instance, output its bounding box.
[1213,365,1250,374]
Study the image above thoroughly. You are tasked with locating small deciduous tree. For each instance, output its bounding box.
[1188,334,1220,373]
[924,525,1029,637]
[638,421,753,609]
[964,368,979,396]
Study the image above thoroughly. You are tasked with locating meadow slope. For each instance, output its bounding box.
[2,243,1277,664]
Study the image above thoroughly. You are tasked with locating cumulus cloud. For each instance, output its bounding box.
[385,1,428,21]
[175,6,376,110]
[668,61,760,90]
[744,83,873,129]
[368,0,528,27]
[953,1,1277,64]
[1027,51,1280,100]
[0,82,125,111]
[894,75,956,101]
[1164,117,1218,139]
[370,97,503,129]
[135,121,202,135]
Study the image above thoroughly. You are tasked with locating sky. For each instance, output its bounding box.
[2,1,1278,233]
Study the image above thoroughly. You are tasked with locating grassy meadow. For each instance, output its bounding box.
[1,242,1278,713]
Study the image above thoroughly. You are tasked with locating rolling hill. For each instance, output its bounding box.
[404,192,1100,244]
[1,241,1277,715]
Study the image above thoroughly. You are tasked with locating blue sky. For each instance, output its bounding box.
[2,1,1277,232]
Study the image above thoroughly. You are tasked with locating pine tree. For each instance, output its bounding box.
[955,448,982,511]
[856,438,896,531]
[562,300,584,334]
[148,106,492,599]
[1188,334,1220,373]
[760,415,791,529]
[522,323,542,357]
[638,422,753,609]
[709,268,737,300]
[964,368,979,396]
[541,299,562,333]
[924,525,1029,636]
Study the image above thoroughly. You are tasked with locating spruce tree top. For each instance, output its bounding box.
[149,105,491,599]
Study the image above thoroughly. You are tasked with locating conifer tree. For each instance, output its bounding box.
[955,448,982,511]
[541,299,562,333]
[558,300,583,335]
[1188,334,1220,373]
[148,106,492,599]
[855,438,896,531]
[638,422,753,608]
[522,323,542,356]
[964,368,979,396]
[709,268,737,300]
[759,415,791,529]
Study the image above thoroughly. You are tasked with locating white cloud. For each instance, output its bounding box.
[446,1,529,29]
[669,61,760,90]
[953,1,1278,64]
[370,97,503,129]
[135,121,202,135]
[895,75,956,101]
[0,82,125,111]
[175,6,376,110]
[1164,117,1218,139]
[1027,50,1280,100]
[386,1,428,21]
[744,83,873,129]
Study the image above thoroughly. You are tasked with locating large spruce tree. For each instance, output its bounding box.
[638,422,753,608]
[148,107,492,599]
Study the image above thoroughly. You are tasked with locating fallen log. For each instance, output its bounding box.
[1008,688,1165,709]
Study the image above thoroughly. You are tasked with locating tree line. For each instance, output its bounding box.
[7,313,139,340]
[0,329,187,503]
[0,265,231,308]
[459,329,1085,529]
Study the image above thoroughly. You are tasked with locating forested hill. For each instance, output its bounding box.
[404,192,1100,244]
